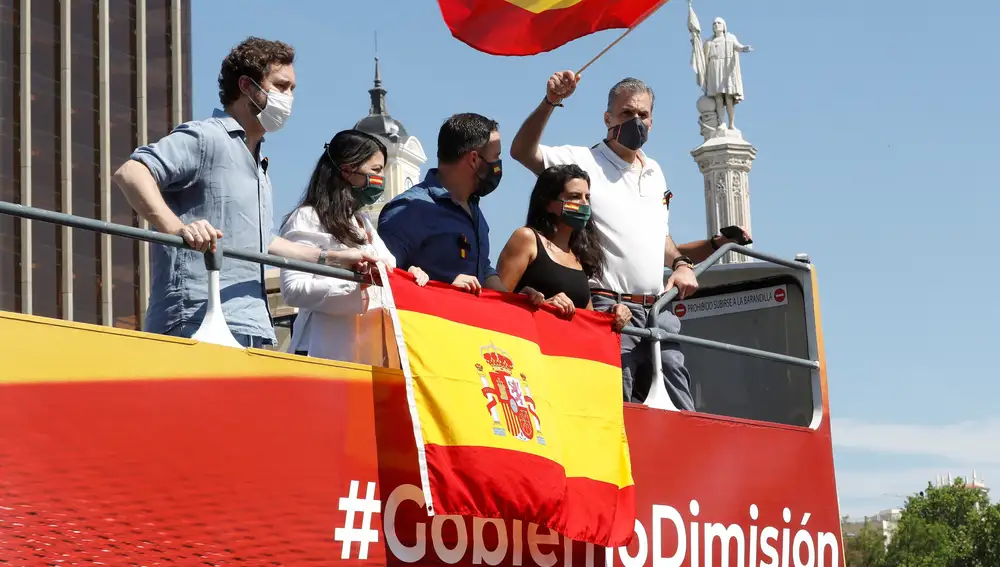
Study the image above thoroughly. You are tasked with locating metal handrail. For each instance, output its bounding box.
[636,242,820,410]
[0,201,819,376]
[0,201,368,284]
[652,242,817,363]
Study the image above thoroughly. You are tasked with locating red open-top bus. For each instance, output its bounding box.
[0,202,843,567]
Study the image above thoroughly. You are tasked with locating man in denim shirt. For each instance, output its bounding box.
[113,37,376,347]
[378,113,507,295]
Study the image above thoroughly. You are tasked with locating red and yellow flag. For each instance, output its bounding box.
[384,268,635,547]
[437,0,669,56]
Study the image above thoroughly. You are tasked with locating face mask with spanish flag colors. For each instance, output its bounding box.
[350,173,385,208]
[560,200,592,230]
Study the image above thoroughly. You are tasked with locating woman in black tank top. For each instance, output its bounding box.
[496,165,631,330]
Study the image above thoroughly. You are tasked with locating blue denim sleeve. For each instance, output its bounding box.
[263,178,277,249]
[130,121,206,192]
[376,200,417,270]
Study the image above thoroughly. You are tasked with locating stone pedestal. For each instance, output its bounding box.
[691,129,757,264]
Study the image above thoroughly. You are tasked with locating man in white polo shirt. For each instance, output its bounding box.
[511,71,747,410]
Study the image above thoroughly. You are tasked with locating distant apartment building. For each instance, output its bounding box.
[934,470,989,494]
[1,0,192,329]
[842,508,901,547]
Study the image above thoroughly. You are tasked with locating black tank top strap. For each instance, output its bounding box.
[531,229,545,259]
[514,230,592,309]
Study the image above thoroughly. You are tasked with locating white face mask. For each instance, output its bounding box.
[249,79,293,133]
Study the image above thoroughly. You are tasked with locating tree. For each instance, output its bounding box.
[883,477,993,567]
[885,514,954,567]
[843,519,886,567]
[973,503,1000,566]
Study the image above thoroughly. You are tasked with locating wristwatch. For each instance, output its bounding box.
[672,255,695,271]
[318,247,329,266]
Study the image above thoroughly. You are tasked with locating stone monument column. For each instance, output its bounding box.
[691,126,756,264]
[687,0,756,264]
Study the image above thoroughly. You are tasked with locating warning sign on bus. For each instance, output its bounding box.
[668,284,788,321]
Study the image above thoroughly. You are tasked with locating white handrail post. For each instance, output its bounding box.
[644,342,679,411]
[191,249,243,348]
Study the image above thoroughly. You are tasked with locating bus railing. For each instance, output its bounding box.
[0,201,368,283]
[643,242,819,410]
[0,200,369,348]
[0,201,821,409]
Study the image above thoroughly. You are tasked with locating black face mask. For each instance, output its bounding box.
[474,158,503,200]
[608,117,649,151]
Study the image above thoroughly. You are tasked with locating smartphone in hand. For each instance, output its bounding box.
[720,226,752,245]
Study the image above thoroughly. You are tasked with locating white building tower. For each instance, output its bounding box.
[353,56,426,222]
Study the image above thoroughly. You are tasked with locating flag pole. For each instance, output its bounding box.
[576,28,636,75]
[576,0,671,76]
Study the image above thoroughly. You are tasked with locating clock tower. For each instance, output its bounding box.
[353,56,426,222]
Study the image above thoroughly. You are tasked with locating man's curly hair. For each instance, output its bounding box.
[217,37,295,107]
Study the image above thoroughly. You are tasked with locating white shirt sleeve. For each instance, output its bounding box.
[361,213,397,270]
[539,144,593,169]
[278,207,367,316]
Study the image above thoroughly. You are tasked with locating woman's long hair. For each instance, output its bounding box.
[524,164,604,279]
[285,129,388,247]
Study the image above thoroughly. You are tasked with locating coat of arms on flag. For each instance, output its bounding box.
[476,344,545,445]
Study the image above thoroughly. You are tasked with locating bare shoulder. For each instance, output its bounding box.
[509,226,537,247]
[504,227,539,260]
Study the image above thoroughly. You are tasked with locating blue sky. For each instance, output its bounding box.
[192,1,1000,517]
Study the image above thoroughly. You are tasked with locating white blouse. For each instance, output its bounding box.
[279,206,399,367]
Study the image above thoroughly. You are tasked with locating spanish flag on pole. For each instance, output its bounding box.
[437,0,669,56]
[382,267,636,547]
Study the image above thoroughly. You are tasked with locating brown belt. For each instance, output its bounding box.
[591,289,660,307]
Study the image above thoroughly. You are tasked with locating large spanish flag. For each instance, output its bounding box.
[437,0,669,56]
[383,268,635,547]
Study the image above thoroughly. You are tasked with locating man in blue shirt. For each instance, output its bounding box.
[378,113,507,294]
[113,37,376,347]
